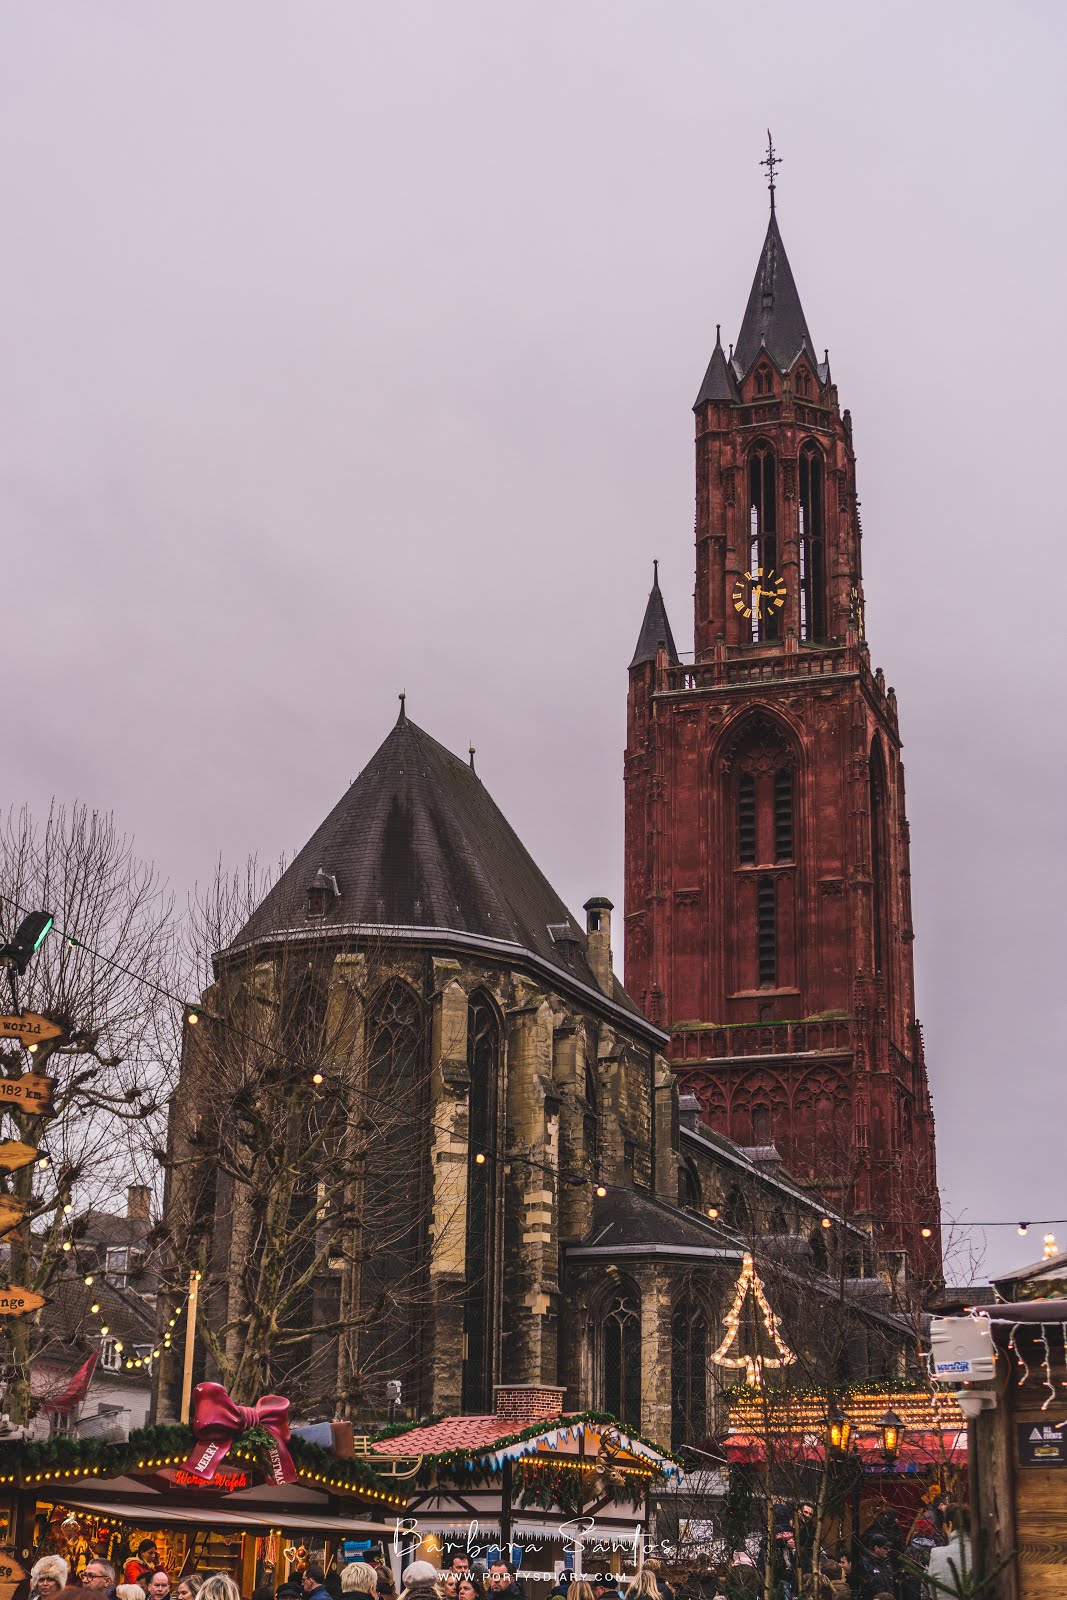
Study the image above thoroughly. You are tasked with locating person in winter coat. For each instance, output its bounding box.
[854,1537,895,1600]
[302,1567,334,1600]
[30,1557,69,1600]
[399,1563,442,1600]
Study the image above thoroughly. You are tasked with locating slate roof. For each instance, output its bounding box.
[629,565,681,669]
[733,212,815,376]
[693,327,739,408]
[566,1183,743,1258]
[236,711,648,1022]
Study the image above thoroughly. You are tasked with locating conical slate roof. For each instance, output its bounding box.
[237,709,642,1016]
[630,564,680,669]
[734,212,815,375]
[694,326,739,408]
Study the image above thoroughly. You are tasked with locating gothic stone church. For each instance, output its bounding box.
[159,197,935,1448]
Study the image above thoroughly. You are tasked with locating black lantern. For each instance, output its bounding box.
[828,1401,852,1455]
[878,1407,905,1460]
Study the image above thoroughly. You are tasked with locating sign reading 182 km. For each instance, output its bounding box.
[0,1074,54,1113]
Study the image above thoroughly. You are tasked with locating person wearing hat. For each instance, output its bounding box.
[855,1536,895,1600]
[399,1564,440,1600]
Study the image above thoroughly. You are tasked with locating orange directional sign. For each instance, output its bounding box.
[0,1285,46,1315]
[0,1139,39,1172]
[0,1074,54,1114]
[0,1552,27,1600]
[0,1197,27,1238]
[0,1012,62,1044]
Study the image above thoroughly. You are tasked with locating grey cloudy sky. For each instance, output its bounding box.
[2,3,1063,1278]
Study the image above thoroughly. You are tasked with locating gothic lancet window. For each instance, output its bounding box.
[799,444,826,641]
[671,1300,708,1451]
[757,876,777,987]
[360,981,428,1409]
[774,768,794,862]
[869,743,891,989]
[738,773,756,864]
[602,1285,642,1428]
[747,445,779,641]
[462,993,502,1412]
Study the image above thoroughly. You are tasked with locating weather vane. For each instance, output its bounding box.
[761,129,781,212]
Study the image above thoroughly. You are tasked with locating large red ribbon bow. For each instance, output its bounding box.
[185,1380,297,1485]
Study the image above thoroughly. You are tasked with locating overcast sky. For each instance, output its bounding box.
[2,3,1064,1279]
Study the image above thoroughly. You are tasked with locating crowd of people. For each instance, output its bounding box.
[23,1501,970,1600]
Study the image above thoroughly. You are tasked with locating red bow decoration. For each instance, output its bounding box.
[184,1381,297,1485]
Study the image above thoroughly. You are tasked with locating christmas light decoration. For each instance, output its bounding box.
[1044,1232,1058,1259]
[710,1252,796,1385]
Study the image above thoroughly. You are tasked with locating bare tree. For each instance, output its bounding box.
[0,803,177,1424]
[160,863,448,1417]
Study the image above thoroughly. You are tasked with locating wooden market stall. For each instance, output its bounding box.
[0,1425,406,1594]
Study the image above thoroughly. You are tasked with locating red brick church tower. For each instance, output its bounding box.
[624,153,938,1273]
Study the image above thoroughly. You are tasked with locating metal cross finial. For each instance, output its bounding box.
[761,130,781,212]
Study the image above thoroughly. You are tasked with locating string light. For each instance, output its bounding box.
[595,1184,607,1197]
[920,1226,933,1239]
[311,1072,324,1085]
[474,1152,486,1165]
[710,1252,796,1385]
[706,1205,719,1219]
[1019,1223,1029,1236]
[820,1216,833,1229]
[1045,1233,1058,1259]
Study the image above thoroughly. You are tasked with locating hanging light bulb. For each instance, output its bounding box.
[821,1216,833,1230]
[63,1203,73,1215]
[1044,1233,1058,1260]
[920,1226,934,1240]
[83,1275,93,1286]
[595,1184,607,1198]
[1018,1223,1029,1237]
[311,1073,324,1085]
[61,1240,72,1251]
[474,1152,486,1165]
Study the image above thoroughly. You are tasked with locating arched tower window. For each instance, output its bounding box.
[869,742,891,984]
[602,1285,642,1428]
[747,445,779,642]
[774,768,794,861]
[678,1159,701,1211]
[361,980,428,1409]
[462,993,502,1412]
[671,1299,708,1451]
[723,716,799,999]
[799,444,826,641]
[738,772,756,864]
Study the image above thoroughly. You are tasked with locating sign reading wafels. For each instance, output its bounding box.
[0,1074,54,1113]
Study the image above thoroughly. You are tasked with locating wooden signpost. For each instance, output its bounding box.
[0,1552,27,1600]
[0,1140,38,1173]
[0,1197,26,1239]
[0,1074,54,1114]
[0,1012,62,1045]
[0,1285,46,1315]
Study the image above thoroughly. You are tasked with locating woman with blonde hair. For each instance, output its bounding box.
[117,1588,148,1600]
[565,1582,595,1600]
[342,1567,380,1597]
[196,1577,241,1600]
[624,1574,660,1600]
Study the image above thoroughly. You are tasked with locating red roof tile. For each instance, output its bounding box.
[373,1416,519,1456]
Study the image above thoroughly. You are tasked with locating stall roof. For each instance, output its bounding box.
[57,1496,397,1536]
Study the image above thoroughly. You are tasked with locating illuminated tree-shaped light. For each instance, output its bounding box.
[709,1252,796,1386]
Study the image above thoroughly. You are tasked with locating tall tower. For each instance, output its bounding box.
[624,151,938,1274]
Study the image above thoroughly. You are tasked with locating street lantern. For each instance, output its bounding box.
[878,1407,905,1460]
[828,1401,852,1455]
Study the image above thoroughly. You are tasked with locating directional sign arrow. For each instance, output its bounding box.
[0,1139,39,1172]
[0,1197,27,1238]
[0,1012,63,1044]
[0,1074,54,1114]
[0,1284,46,1315]
[0,1552,27,1600]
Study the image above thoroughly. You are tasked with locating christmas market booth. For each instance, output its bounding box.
[721,1379,966,1534]
[0,1398,409,1593]
[370,1387,681,1588]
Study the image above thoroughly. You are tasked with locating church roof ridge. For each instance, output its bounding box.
[233,712,646,1019]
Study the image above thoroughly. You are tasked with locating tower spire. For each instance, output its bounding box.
[761,129,780,214]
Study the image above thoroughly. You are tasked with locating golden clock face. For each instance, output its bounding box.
[733,566,787,620]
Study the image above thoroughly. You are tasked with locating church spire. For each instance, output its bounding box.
[629,560,680,669]
[693,322,738,409]
[733,141,815,376]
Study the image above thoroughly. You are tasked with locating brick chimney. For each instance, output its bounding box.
[493,1385,566,1425]
[583,897,614,996]
[127,1185,152,1225]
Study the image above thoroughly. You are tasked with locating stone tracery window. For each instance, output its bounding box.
[671,1298,708,1451]
[462,992,502,1411]
[602,1284,642,1428]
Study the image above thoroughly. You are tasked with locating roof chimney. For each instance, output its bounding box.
[493,1384,566,1425]
[127,1185,151,1226]
[583,898,614,997]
